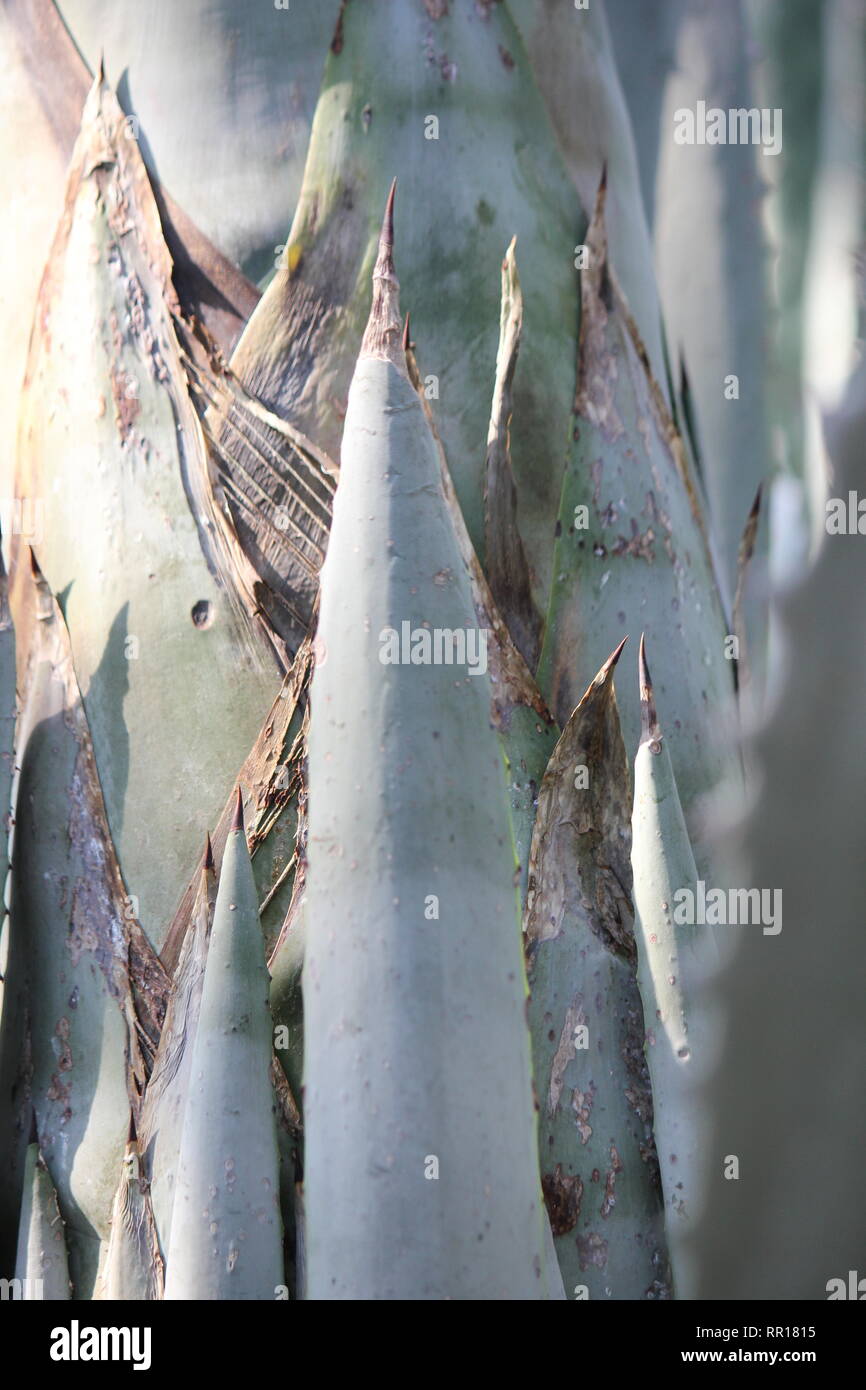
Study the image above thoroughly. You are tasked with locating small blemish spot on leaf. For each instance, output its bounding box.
[191,599,213,629]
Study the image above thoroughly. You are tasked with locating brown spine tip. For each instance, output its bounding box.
[204,832,214,870]
[127,1109,138,1147]
[639,632,662,748]
[29,1110,39,1146]
[360,179,406,372]
[97,51,106,84]
[576,636,628,707]
[381,176,396,253]
[402,312,411,352]
[599,160,608,196]
[599,634,628,681]
[231,786,245,833]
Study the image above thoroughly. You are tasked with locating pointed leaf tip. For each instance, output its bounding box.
[402,312,411,352]
[127,1109,138,1147]
[576,637,628,708]
[360,179,405,370]
[382,177,396,251]
[638,633,661,748]
[231,786,245,833]
[29,1110,38,1147]
[600,633,628,679]
[204,832,214,870]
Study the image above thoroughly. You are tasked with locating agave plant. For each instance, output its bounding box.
[0,0,863,1304]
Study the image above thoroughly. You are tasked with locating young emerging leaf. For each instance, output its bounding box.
[483,239,542,671]
[303,191,553,1300]
[526,640,669,1299]
[95,1114,163,1300]
[14,1123,71,1301]
[138,838,216,1253]
[631,636,716,1265]
[165,792,283,1299]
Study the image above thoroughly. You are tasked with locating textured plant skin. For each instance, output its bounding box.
[231,0,585,611]
[14,1129,71,1300]
[14,71,280,949]
[165,793,283,1300]
[303,196,554,1300]
[526,640,668,1299]
[2,3,846,1309]
[538,177,738,864]
[631,636,715,1272]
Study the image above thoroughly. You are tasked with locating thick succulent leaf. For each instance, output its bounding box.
[57,0,340,286]
[538,179,738,864]
[526,640,668,1300]
[15,71,283,947]
[0,558,169,1296]
[688,358,866,1299]
[231,0,585,608]
[646,0,771,593]
[506,0,668,394]
[165,794,283,1300]
[138,847,215,1255]
[405,328,558,897]
[631,636,716,1270]
[303,210,553,1300]
[14,1136,72,1300]
[95,1120,163,1300]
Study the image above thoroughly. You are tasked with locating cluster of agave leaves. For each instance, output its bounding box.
[1,0,865,1303]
